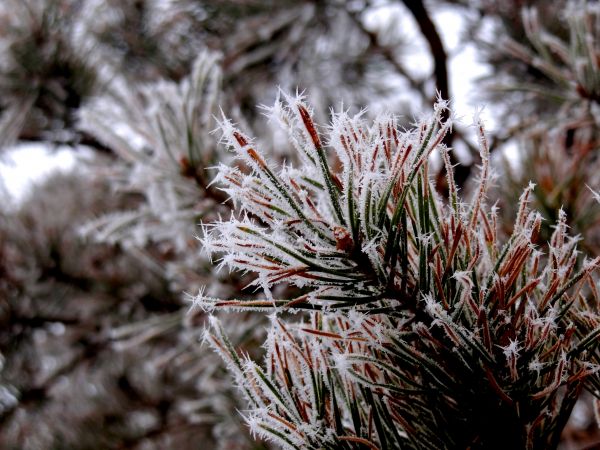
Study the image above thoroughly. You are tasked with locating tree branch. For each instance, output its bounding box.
[400,0,476,191]
[401,0,449,107]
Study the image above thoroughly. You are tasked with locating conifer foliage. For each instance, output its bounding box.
[1,0,600,448]
[199,93,600,449]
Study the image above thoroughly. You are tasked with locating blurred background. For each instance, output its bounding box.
[0,0,599,448]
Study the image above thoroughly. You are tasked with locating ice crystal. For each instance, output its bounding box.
[201,93,600,449]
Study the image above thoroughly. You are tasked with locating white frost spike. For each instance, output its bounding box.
[200,92,600,449]
[501,339,521,381]
[469,111,490,232]
[187,285,209,313]
[516,182,536,230]
[587,184,600,204]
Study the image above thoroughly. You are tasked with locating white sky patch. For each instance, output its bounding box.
[365,3,503,163]
[365,3,498,134]
[434,7,495,130]
[0,143,79,204]
[363,2,432,115]
[433,7,520,167]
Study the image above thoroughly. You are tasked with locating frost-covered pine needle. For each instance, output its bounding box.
[201,93,600,449]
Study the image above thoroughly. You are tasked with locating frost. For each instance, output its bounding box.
[200,93,600,449]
